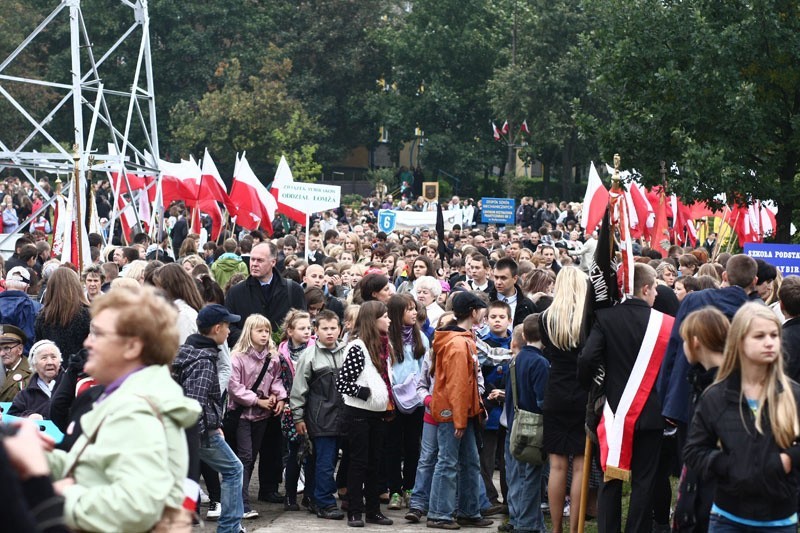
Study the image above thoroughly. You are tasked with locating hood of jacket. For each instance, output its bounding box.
[131,365,201,429]
[432,327,474,355]
[173,334,219,373]
[213,256,244,273]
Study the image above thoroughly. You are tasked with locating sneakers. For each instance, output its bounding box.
[348,512,364,527]
[206,501,220,521]
[199,489,210,504]
[379,492,390,504]
[427,519,461,530]
[497,523,514,532]
[405,508,424,523]
[242,510,259,519]
[388,492,403,510]
[403,490,413,508]
[456,516,494,528]
[317,506,345,520]
[259,491,284,503]
[563,501,571,517]
[366,512,394,525]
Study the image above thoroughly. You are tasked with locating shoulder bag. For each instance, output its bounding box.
[222,358,271,439]
[508,358,545,465]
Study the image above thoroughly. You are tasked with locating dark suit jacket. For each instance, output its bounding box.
[578,298,672,431]
[488,283,536,327]
[225,270,306,345]
[783,317,800,381]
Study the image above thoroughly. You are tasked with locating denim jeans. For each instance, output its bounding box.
[428,420,482,521]
[313,436,339,509]
[199,431,244,533]
[504,433,545,533]
[409,421,438,511]
[709,513,798,533]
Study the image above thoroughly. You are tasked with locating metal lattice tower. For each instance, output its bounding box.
[0,0,160,245]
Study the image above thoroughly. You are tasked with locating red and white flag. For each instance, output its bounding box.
[492,122,501,141]
[520,120,530,134]
[200,148,233,211]
[269,155,306,226]
[597,310,673,481]
[159,158,200,207]
[501,120,509,134]
[58,177,92,269]
[229,153,275,235]
[580,162,610,233]
[628,181,654,239]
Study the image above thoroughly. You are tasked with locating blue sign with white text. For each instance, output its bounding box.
[378,209,397,233]
[744,243,800,276]
[481,198,515,225]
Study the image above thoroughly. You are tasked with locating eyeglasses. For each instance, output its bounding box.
[88,326,125,339]
[0,343,21,353]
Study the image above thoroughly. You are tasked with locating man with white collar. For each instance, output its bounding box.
[467,253,494,294]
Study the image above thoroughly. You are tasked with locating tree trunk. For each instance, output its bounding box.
[561,129,577,200]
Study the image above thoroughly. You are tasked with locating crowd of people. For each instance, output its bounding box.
[0,187,798,533]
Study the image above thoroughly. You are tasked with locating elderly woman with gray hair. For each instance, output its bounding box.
[414,275,444,328]
[8,339,63,419]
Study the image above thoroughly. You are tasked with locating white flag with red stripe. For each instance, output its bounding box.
[580,162,610,233]
[597,309,673,481]
[229,153,275,235]
[269,155,305,226]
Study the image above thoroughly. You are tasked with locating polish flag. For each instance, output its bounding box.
[116,193,138,244]
[580,162,610,233]
[520,120,530,134]
[160,158,200,207]
[229,153,275,235]
[649,187,670,257]
[200,148,233,211]
[492,122,501,141]
[501,120,509,134]
[269,155,306,226]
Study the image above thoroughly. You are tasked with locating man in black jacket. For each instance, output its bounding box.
[578,263,674,533]
[488,257,535,327]
[779,275,800,381]
[225,241,306,344]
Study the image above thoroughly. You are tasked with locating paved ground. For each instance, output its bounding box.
[207,501,506,532]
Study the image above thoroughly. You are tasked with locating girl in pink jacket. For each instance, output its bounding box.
[228,313,287,519]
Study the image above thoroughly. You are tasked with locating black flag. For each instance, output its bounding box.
[436,201,452,266]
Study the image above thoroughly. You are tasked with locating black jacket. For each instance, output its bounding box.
[8,371,63,419]
[173,334,223,434]
[488,283,536,327]
[684,372,800,522]
[579,298,670,431]
[225,269,306,344]
[782,317,800,382]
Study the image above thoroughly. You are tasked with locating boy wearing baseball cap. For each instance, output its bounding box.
[172,304,245,533]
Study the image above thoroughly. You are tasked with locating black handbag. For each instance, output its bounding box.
[222,359,270,445]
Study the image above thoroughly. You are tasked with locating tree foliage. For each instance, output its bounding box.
[169,54,323,181]
[586,0,800,240]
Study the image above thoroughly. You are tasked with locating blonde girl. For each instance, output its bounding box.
[539,266,589,533]
[229,313,286,519]
[342,304,361,342]
[684,303,800,532]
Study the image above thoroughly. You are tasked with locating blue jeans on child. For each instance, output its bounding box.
[504,433,545,533]
[199,431,244,533]
[409,421,438,511]
[313,436,339,509]
[428,420,482,522]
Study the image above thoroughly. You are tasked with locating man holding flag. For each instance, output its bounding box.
[577,263,673,533]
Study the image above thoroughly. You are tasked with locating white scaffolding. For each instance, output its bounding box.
[0,0,160,250]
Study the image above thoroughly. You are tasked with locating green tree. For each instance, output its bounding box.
[377,0,509,185]
[169,54,323,181]
[489,0,598,200]
[587,0,800,241]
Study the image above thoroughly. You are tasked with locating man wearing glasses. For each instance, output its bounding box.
[0,325,32,402]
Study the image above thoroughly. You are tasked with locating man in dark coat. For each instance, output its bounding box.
[224,241,306,344]
[488,257,536,327]
[779,275,800,381]
[579,263,674,533]
[657,254,758,427]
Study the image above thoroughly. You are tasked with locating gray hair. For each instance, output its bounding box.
[28,339,61,366]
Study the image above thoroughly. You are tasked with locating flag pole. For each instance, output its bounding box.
[72,145,85,272]
[577,436,593,533]
[304,213,311,262]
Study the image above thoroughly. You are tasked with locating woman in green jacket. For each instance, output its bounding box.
[47,286,201,532]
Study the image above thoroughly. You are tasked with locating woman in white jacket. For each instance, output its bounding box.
[337,300,394,528]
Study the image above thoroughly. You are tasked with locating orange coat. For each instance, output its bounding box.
[431,328,482,430]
